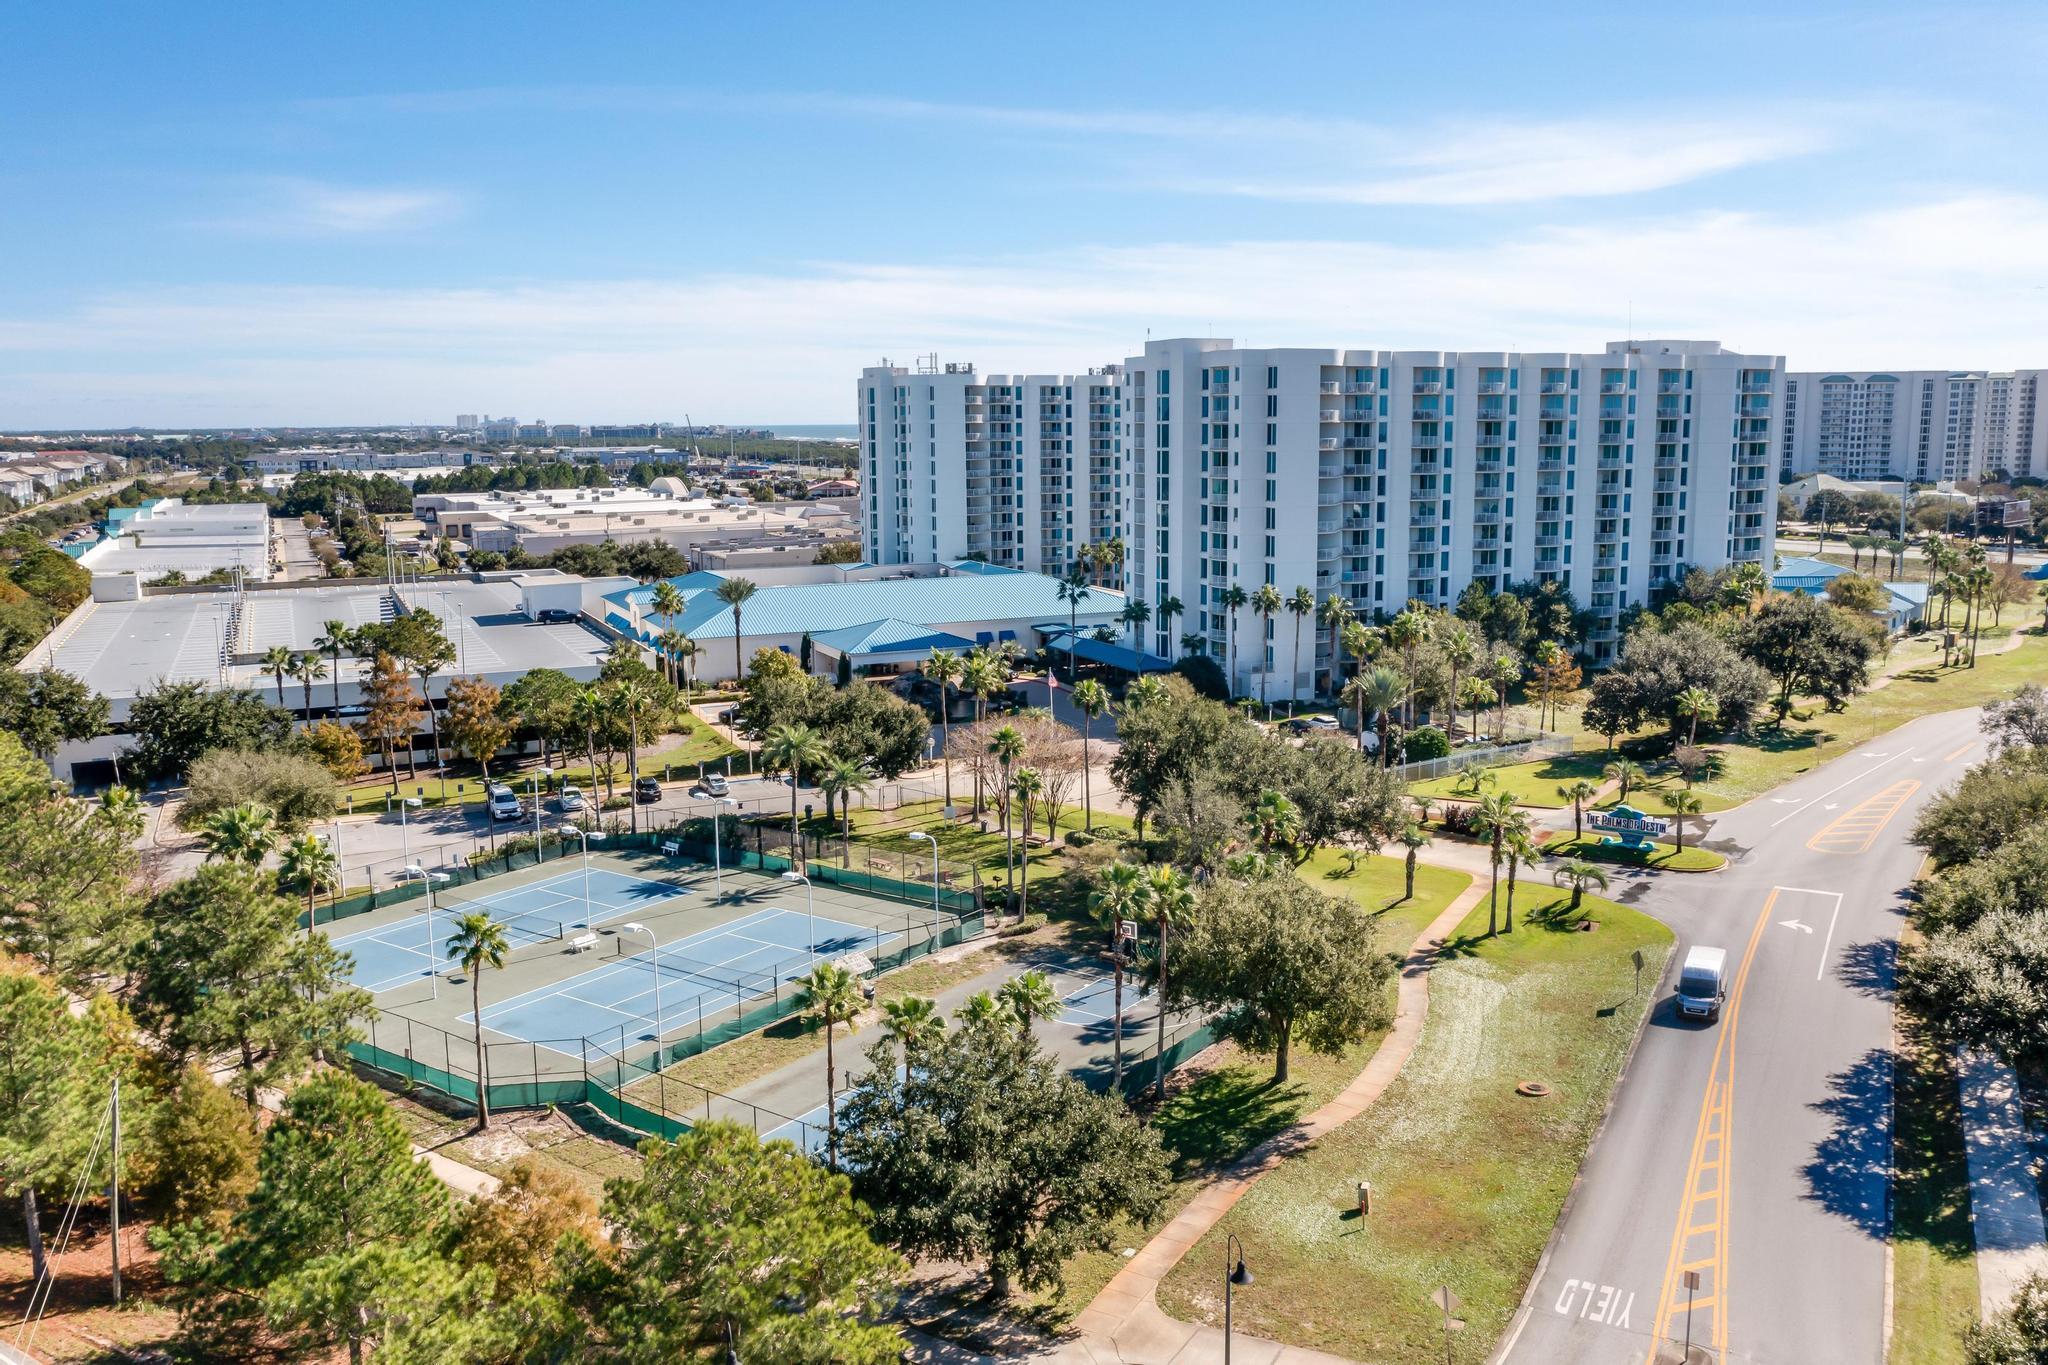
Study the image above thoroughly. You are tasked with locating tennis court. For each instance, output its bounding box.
[330,864,689,994]
[472,904,886,1061]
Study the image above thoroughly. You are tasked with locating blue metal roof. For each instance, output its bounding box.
[1771,556,1848,587]
[812,618,976,658]
[603,567,1125,642]
[1051,632,1172,673]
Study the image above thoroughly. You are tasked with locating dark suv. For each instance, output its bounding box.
[633,776,662,804]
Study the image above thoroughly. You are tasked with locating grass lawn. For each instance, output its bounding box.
[1541,833,1725,873]
[341,725,739,810]
[1155,890,1672,1362]
[1888,936,1981,1365]
[1295,844,1474,949]
[844,796,1134,878]
[1409,750,1610,808]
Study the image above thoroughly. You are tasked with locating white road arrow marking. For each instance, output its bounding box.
[1823,803,1839,810]
[1780,919,1814,933]
[1770,798,1801,804]
[1913,757,1929,763]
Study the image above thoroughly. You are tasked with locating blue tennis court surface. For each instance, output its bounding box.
[472,905,886,1059]
[330,865,688,993]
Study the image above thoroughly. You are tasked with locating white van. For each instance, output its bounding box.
[487,783,522,823]
[1676,946,1728,1022]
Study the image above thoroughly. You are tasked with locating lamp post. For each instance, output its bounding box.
[619,921,661,1049]
[1224,1233,1252,1364]
[908,830,940,940]
[782,870,816,965]
[560,825,607,926]
[713,796,738,898]
[392,793,423,869]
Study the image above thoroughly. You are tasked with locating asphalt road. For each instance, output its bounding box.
[1500,705,1983,1365]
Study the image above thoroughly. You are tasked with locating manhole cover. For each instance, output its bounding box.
[1516,1081,1552,1098]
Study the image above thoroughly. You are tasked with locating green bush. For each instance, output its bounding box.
[1403,725,1451,762]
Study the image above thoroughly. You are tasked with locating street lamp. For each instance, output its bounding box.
[782,870,816,965]
[713,796,738,898]
[1223,1233,1252,1364]
[560,826,607,926]
[392,793,423,868]
[908,831,940,939]
[619,921,662,1049]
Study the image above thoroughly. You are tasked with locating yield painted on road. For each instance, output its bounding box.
[1805,780,1920,854]
[1553,1278,1637,1330]
[1645,889,1778,1362]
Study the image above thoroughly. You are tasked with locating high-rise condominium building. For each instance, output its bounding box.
[860,337,1778,697]
[1780,370,2046,483]
[856,361,1125,582]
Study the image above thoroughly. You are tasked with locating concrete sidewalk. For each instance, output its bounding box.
[1046,876,1490,1364]
[1957,1047,2048,1321]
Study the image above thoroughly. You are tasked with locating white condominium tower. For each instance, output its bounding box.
[857,360,1125,581]
[1118,338,1777,695]
[1780,369,2046,483]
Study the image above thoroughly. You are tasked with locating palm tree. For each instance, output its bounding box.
[278,832,339,922]
[1552,859,1610,914]
[819,755,873,865]
[1250,584,1284,716]
[1470,791,1528,936]
[1144,865,1195,1099]
[657,629,691,692]
[611,679,653,835]
[713,576,759,685]
[1283,586,1314,712]
[1458,675,1497,743]
[1218,583,1249,697]
[1490,653,1521,741]
[1341,620,1377,685]
[1358,665,1407,765]
[1120,598,1152,654]
[1180,631,1206,657]
[1087,861,1147,1089]
[1723,562,1767,616]
[1385,609,1429,727]
[795,960,865,1168]
[673,633,700,695]
[1674,686,1719,747]
[199,802,277,865]
[761,722,829,867]
[1846,533,1870,572]
[1070,678,1110,831]
[1316,594,1353,697]
[1666,788,1704,853]
[1557,779,1600,840]
[1439,621,1479,740]
[1399,822,1429,901]
[1249,789,1300,858]
[97,785,145,841]
[261,646,295,710]
[1157,596,1184,657]
[988,724,1026,904]
[1502,828,1537,934]
[879,995,944,1085]
[1056,567,1092,680]
[925,648,963,808]
[571,685,607,799]
[997,968,1062,1041]
[289,653,328,720]
[1011,766,1044,917]
[1604,758,1646,802]
[316,620,354,712]
[649,580,687,686]
[445,912,510,1131]
[957,990,1004,1031]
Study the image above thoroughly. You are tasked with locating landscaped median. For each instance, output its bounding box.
[1541,832,1725,873]
[1152,889,1672,1362]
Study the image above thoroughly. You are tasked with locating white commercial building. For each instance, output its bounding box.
[418,483,810,559]
[77,499,275,584]
[856,361,1126,582]
[1780,369,2047,483]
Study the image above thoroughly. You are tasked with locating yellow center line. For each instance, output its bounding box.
[1943,741,1974,762]
[1645,889,1778,1361]
[1805,780,1920,854]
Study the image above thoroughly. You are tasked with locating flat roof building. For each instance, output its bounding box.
[419,485,808,559]
[76,499,275,583]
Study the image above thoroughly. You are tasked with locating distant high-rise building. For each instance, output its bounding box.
[1781,369,2046,483]
[481,417,519,441]
[455,413,479,431]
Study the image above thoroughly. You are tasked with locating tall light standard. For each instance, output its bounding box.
[560,826,607,926]
[908,830,940,940]
[1223,1234,1252,1364]
[392,793,423,869]
[713,796,738,898]
[619,921,662,1049]
[782,870,816,965]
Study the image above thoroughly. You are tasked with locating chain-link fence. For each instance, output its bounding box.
[1391,731,1574,784]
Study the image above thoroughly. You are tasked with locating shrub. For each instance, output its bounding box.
[1169,654,1229,701]
[1063,829,1094,847]
[180,747,338,832]
[1402,725,1451,762]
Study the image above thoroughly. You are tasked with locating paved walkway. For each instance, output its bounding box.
[1046,875,1491,1364]
[1956,1047,2048,1321]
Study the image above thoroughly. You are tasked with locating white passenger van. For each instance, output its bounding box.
[1676,946,1728,1022]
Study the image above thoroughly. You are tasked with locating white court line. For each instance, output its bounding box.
[476,907,790,1023]
[1768,747,1915,827]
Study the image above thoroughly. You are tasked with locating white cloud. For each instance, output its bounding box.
[198,178,462,236]
[5,194,2046,427]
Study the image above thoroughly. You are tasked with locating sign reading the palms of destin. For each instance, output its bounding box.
[1587,803,1668,850]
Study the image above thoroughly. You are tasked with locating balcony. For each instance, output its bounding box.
[1600,379,1628,394]
[1541,380,1569,394]
[1413,381,1443,395]
[1320,409,1340,423]
[1343,380,1377,395]
[1479,380,1506,395]
[1320,380,1340,395]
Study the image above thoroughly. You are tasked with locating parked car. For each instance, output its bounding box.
[691,773,730,798]
[633,775,662,804]
[486,783,522,822]
[536,607,577,624]
[555,783,586,814]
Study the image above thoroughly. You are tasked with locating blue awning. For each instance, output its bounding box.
[1049,631,1172,673]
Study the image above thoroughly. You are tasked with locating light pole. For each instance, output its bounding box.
[561,826,607,926]
[1223,1233,1251,1364]
[530,773,544,860]
[782,870,816,965]
[393,793,423,869]
[908,830,940,940]
[620,921,662,1050]
[713,796,738,897]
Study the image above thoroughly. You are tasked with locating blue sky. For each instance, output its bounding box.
[3,1,2046,429]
